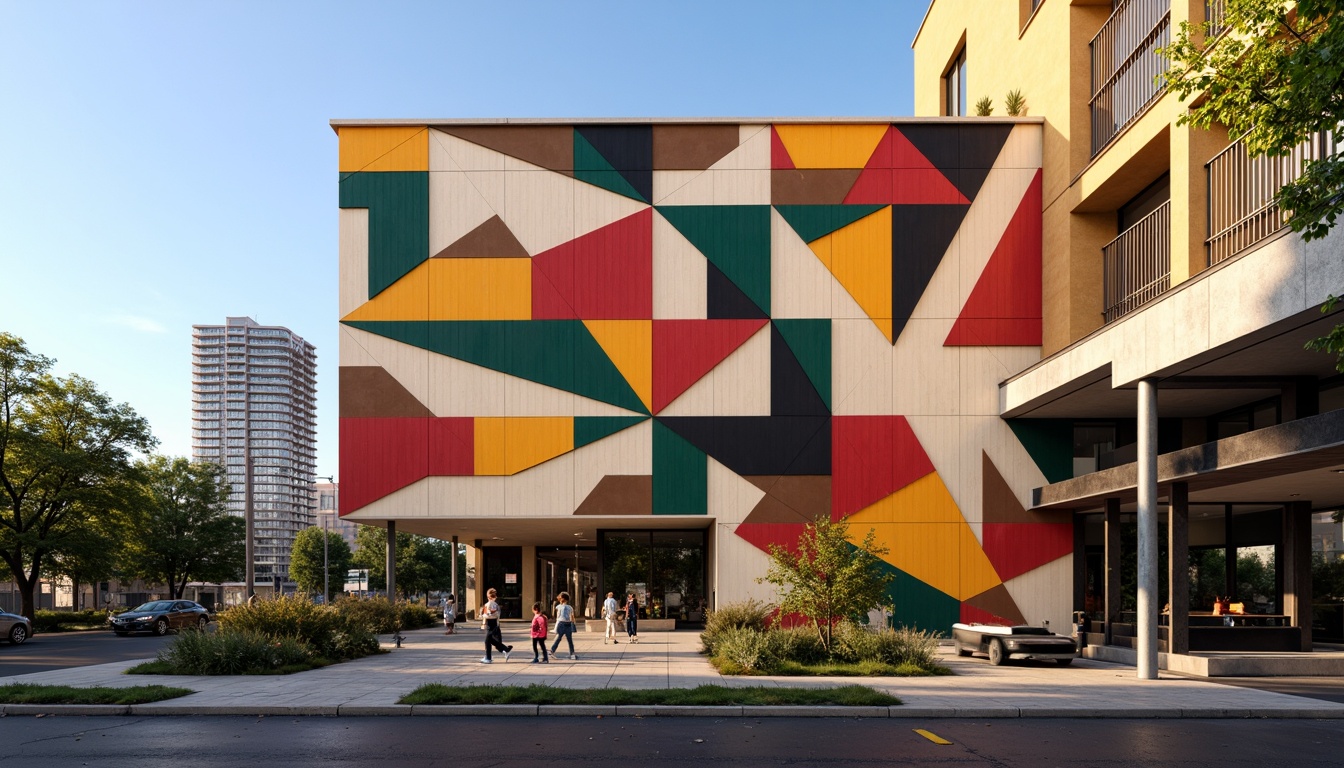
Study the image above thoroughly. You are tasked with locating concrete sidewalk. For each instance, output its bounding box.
[4,626,1343,718]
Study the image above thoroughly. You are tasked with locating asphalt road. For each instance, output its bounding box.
[2,716,1343,767]
[0,630,171,677]
[1199,675,1344,704]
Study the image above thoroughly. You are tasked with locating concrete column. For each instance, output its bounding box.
[385,521,396,601]
[450,535,459,608]
[1136,378,1159,679]
[1104,497,1122,646]
[521,545,538,616]
[1224,505,1237,598]
[1282,501,1314,652]
[1168,483,1190,655]
[1073,512,1087,614]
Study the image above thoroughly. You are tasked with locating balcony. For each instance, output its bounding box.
[1206,131,1337,266]
[1103,200,1171,323]
[1090,0,1171,156]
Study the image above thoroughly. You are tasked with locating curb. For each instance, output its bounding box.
[4,704,1344,719]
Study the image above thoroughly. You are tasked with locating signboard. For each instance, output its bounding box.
[504,573,517,584]
[344,569,369,593]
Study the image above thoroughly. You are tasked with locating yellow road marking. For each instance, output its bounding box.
[914,729,952,745]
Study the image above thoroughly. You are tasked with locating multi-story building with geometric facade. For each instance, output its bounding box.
[192,316,318,583]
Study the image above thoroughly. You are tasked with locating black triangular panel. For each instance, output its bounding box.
[708,261,767,320]
[770,324,828,416]
[575,125,653,204]
[657,416,831,476]
[896,125,959,175]
[956,125,1015,201]
[891,204,970,344]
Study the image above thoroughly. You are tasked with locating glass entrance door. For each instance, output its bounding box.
[482,546,523,619]
[600,530,707,626]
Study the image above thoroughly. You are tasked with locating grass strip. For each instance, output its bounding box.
[399,683,899,707]
[0,684,193,705]
[710,657,953,677]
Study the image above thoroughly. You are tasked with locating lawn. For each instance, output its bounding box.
[399,683,899,707]
[0,684,193,705]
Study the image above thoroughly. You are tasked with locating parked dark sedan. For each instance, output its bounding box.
[110,600,211,636]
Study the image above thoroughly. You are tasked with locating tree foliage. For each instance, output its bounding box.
[123,456,244,598]
[759,516,895,656]
[0,333,155,618]
[290,526,353,602]
[351,526,456,598]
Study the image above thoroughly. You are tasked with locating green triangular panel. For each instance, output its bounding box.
[774,204,885,244]
[657,205,771,317]
[653,420,707,515]
[342,320,648,415]
[574,131,646,203]
[870,557,961,634]
[773,319,831,411]
[1007,419,1074,484]
[575,416,649,449]
[338,171,430,299]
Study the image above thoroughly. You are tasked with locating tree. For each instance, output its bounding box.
[0,333,155,618]
[1163,2,1344,364]
[759,516,894,656]
[123,456,244,599]
[351,526,454,599]
[290,527,352,602]
[47,505,127,610]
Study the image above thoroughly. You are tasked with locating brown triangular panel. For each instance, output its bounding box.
[742,495,813,525]
[770,169,862,205]
[743,475,831,523]
[982,452,1069,525]
[964,583,1026,625]
[339,366,433,418]
[438,125,574,175]
[432,215,530,259]
[652,125,741,170]
[574,475,653,515]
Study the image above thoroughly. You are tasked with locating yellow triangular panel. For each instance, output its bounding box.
[338,126,429,172]
[847,472,1002,601]
[583,320,653,412]
[342,259,531,322]
[474,417,574,476]
[774,124,889,169]
[807,206,893,343]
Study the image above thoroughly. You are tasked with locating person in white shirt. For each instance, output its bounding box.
[602,591,620,644]
[550,591,578,660]
[480,588,513,663]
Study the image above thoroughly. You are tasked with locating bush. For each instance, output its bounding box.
[33,610,110,632]
[701,599,774,655]
[157,629,313,675]
[331,596,437,634]
[714,627,772,673]
[397,601,437,630]
[872,627,941,668]
[219,595,376,660]
[704,618,946,676]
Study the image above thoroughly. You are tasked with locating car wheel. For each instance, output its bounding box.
[8,625,27,645]
[955,643,972,657]
[988,639,1007,666]
[154,618,170,636]
[197,616,208,631]
[1057,657,1074,667]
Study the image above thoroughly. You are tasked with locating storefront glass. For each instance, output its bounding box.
[600,530,707,626]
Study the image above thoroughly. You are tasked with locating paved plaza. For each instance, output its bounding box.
[4,626,1344,717]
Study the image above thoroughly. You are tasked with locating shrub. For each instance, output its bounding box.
[713,627,773,673]
[872,627,941,669]
[33,610,110,632]
[219,595,376,660]
[701,599,774,655]
[157,629,312,675]
[397,601,437,630]
[765,626,827,666]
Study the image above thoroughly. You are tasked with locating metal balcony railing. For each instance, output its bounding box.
[1205,0,1227,36]
[1090,0,1171,156]
[1103,200,1171,323]
[1206,131,1337,265]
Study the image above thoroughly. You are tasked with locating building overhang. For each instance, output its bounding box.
[341,514,714,549]
[1032,408,1344,512]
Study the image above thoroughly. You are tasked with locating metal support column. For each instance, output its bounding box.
[1282,501,1313,652]
[1104,497,1122,646]
[1168,482,1189,655]
[1136,378,1159,679]
[1073,512,1087,615]
[385,521,397,600]
[450,535,459,608]
[244,455,255,600]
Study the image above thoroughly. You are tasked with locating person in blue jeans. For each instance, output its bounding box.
[550,592,577,660]
[625,592,639,643]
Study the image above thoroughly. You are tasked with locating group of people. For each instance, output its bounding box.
[465,588,642,663]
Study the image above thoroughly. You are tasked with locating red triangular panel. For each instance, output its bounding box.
[652,319,767,412]
[960,602,1025,627]
[733,522,808,556]
[339,417,430,514]
[831,416,936,520]
[945,170,1043,346]
[770,126,796,170]
[428,417,475,476]
[981,522,1072,582]
[532,209,653,320]
[844,126,968,205]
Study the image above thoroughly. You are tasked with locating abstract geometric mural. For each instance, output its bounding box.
[337,120,1055,632]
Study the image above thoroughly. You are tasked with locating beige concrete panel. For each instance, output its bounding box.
[504,451,575,517]
[1205,235,1308,352]
[428,171,497,258]
[907,228,962,323]
[707,456,765,526]
[1002,552,1073,632]
[891,319,958,417]
[953,168,1038,317]
[959,345,1041,417]
[503,170,576,256]
[831,318,894,416]
[655,365,716,417]
[343,475,431,520]
[572,419,653,511]
[770,207,833,319]
[945,414,1048,523]
[652,170,703,205]
[573,178,648,240]
[1304,228,1344,307]
[339,208,370,317]
[340,325,429,412]
[429,476,506,518]
[521,546,538,609]
[714,323,771,416]
[710,169,771,206]
[712,124,770,171]
[504,372,576,418]
[427,348,507,416]
[904,414,967,520]
[339,325,379,368]
[1136,277,1210,382]
[714,524,778,605]
[995,124,1044,170]
[428,128,506,172]
[652,210,708,319]
[654,168,716,207]
[738,124,768,149]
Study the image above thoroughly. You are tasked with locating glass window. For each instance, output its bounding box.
[943,46,967,117]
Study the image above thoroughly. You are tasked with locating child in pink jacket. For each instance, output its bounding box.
[530,602,549,663]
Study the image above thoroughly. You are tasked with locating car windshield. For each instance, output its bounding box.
[132,601,174,612]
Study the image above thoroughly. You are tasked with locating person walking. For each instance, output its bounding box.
[625,592,639,644]
[602,591,620,644]
[550,591,577,660]
[480,588,512,663]
[443,594,456,635]
[529,602,549,663]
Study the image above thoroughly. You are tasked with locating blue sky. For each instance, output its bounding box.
[0,1,927,479]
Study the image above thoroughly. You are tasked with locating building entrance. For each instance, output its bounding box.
[600,530,707,627]
[537,547,598,620]
[482,546,523,619]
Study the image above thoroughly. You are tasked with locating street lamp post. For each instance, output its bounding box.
[315,476,336,602]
